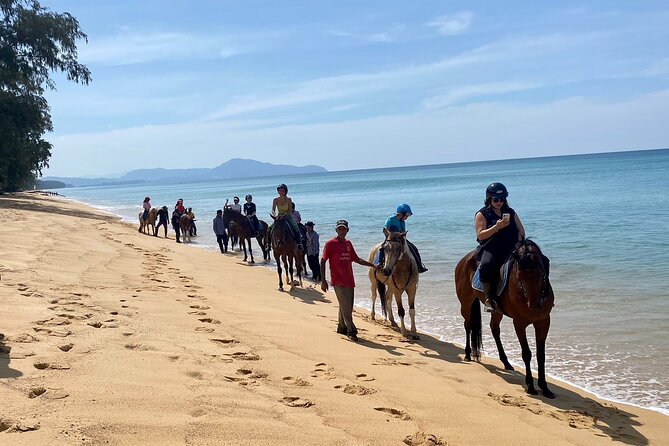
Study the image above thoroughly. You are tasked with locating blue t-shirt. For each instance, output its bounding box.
[384,215,405,232]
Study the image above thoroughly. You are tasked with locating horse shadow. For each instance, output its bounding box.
[287,287,331,305]
[0,338,23,379]
[481,362,649,445]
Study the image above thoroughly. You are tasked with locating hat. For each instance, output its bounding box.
[216,209,222,214]
[335,219,348,229]
[305,221,315,227]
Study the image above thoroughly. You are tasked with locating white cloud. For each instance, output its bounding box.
[421,81,543,110]
[79,28,243,65]
[426,12,473,36]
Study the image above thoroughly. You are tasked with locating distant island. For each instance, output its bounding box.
[40,158,328,188]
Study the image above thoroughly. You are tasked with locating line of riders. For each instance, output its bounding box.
[139,182,547,313]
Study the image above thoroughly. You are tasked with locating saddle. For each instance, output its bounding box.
[471,258,512,296]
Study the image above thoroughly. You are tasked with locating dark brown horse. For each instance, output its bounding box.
[454,239,555,397]
[270,215,302,291]
[223,208,267,263]
[178,214,193,243]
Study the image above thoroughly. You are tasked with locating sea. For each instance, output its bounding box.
[54,149,669,415]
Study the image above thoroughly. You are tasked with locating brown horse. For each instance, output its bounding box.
[454,239,555,397]
[367,229,420,339]
[270,215,302,291]
[138,207,157,235]
[179,214,193,243]
[223,208,268,263]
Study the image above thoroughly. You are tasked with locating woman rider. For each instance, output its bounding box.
[271,183,303,250]
[475,182,526,312]
[380,204,428,273]
[243,194,260,236]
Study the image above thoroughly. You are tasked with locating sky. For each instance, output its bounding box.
[41,0,669,177]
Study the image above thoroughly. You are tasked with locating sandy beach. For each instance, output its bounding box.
[0,193,666,445]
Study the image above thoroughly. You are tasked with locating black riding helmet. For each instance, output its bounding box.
[245,194,252,200]
[277,183,288,193]
[486,182,508,199]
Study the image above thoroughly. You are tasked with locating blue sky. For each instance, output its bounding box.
[42,1,669,177]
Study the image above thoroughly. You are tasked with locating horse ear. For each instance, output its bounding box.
[383,227,389,237]
[400,231,407,239]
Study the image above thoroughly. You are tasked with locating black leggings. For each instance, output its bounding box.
[216,234,229,253]
[479,248,551,284]
[155,220,168,237]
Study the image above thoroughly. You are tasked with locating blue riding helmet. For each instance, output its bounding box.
[396,203,413,215]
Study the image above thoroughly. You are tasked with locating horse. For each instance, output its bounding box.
[454,239,555,397]
[223,208,267,263]
[367,228,420,339]
[138,207,157,235]
[179,214,193,243]
[269,215,302,291]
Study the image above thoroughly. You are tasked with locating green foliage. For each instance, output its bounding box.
[0,0,90,192]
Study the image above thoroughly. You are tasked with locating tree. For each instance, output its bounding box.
[0,0,90,192]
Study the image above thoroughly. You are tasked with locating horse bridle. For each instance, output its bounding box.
[514,244,549,308]
[375,237,414,290]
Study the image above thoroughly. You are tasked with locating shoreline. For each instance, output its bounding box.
[55,194,669,418]
[2,193,666,445]
[36,193,669,418]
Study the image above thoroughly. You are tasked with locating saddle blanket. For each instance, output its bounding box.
[472,259,511,296]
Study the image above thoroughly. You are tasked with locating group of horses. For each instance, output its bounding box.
[139,205,555,398]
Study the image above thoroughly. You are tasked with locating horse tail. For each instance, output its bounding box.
[470,298,482,361]
[378,280,387,318]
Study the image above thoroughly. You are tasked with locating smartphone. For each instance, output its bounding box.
[502,213,510,221]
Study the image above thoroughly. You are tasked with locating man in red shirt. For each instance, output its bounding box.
[320,220,378,342]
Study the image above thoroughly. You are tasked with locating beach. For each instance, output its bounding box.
[1,193,666,445]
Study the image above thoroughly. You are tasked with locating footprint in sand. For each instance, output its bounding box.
[355,373,375,382]
[403,432,445,446]
[0,419,41,432]
[58,343,74,352]
[224,352,261,361]
[33,327,72,337]
[33,361,70,370]
[190,305,210,310]
[224,368,268,386]
[124,343,154,351]
[280,396,314,408]
[8,333,39,343]
[372,358,412,367]
[210,338,239,347]
[282,376,312,387]
[374,407,411,421]
[334,384,376,396]
[195,327,215,333]
[28,387,69,400]
[188,311,208,316]
[310,363,336,380]
[198,318,221,324]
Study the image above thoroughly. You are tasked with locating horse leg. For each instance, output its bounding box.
[295,252,302,287]
[275,253,284,291]
[513,318,537,395]
[491,311,513,370]
[386,291,398,328]
[407,285,419,340]
[248,238,254,264]
[534,316,554,398]
[288,255,295,291]
[242,239,248,261]
[394,290,407,338]
[369,270,377,320]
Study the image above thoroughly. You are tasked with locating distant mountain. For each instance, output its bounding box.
[42,159,327,187]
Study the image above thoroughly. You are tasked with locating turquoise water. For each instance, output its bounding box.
[58,149,669,414]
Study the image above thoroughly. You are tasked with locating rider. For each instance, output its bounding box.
[379,204,428,273]
[175,198,186,215]
[271,183,303,251]
[226,196,242,213]
[142,196,151,220]
[243,194,260,236]
[291,202,307,247]
[475,182,526,312]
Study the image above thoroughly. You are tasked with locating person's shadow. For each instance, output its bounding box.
[0,337,24,379]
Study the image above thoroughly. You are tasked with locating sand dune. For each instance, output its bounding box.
[1,193,666,445]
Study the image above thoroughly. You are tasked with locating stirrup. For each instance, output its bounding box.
[484,299,497,313]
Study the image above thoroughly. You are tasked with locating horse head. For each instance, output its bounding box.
[271,214,289,248]
[381,228,408,276]
[511,239,550,310]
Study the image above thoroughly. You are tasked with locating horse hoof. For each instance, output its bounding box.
[278,287,284,292]
[464,355,471,362]
[250,260,255,264]
[542,388,555,399]
[526,387,538,396]
[411,335,420,341]
[504,363,515,371]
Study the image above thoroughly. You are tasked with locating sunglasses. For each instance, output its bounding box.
[492,197,505,203]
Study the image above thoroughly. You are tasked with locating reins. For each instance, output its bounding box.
[375,238,415,290]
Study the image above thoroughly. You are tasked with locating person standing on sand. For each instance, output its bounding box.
[305,221,320,281]
[171,209,182,243]
[320,220,379,342]
[154,205,169,237]
[213,209,228,253]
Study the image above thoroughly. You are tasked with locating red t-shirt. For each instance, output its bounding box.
[322,237,360,288]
